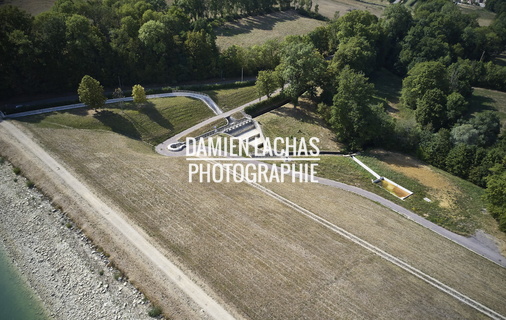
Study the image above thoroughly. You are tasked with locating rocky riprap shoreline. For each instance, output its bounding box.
[0,160,160,320]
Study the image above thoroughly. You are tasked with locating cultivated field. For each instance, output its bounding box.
[11,124,506,319]
[215,11,326,49]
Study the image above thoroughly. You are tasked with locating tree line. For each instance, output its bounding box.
[0,0,322,101]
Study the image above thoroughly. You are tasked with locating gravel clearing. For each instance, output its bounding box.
[0,160,156,320]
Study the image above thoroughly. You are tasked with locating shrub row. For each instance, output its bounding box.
[244,93,290,117]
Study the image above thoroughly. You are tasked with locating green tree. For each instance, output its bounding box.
[327,67,387,151]
[138,20,168,54]
[132,84,147,106]
[331,36,376,74]
[401,61,450,109]
[470,111,501,147]
[451,124,479,145]
[330,10,382,51]
[256,70,280,98]
[78,75,106,111]
[446,92,468,124]
[445,143,477,179]
[184,30,219,79]
[417,128,452,168]
[276,40,326,106]
[415,88,448,130]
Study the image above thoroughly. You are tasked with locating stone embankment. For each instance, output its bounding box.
[0,160,159,320]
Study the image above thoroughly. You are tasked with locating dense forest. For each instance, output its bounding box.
[1,0,506,229]
[0,0,315,99]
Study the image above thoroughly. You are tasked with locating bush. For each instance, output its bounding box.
[13,167,21,175]
[26,180,35,189]
[113,270,123,280]
[244,93,290,117]
[0,156,4,164]
[148,306,163,318]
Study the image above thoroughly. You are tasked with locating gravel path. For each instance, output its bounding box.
[0,161,155,320]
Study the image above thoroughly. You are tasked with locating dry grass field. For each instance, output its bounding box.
[0,0,55,15]
[7,121,505,319]
[316,0,387,18]
[458,4,496,26]
[215,11,326,49]
[469,87,506,129]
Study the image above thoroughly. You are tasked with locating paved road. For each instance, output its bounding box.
[155,90,280,156]
[5,91,224,119]
[0,120,237,320]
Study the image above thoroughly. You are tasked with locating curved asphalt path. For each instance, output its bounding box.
[5,91,224,119]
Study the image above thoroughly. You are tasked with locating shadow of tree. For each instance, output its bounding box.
[16,114,47,124]
[94,110,141,140]
[140,102,174,131]
[269,99,323,126]
[466,93,496,117]
[216,11,300,37]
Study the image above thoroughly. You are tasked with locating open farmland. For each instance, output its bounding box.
[316,0,387,18]
[2,120,503,319]
[0,0,55,15]
[215,11,326,49]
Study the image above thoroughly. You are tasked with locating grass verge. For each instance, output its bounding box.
[18,97,213,145]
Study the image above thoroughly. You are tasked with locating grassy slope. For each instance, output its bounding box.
[317,0,387,18]
[371,69,506,236]
[468,87,506,128]
[18,85,258,146]
[215,11,326,49]
[18,97,213,146]
[256,98,342,151]
[204,85,258,111]
[458,4,496,26]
